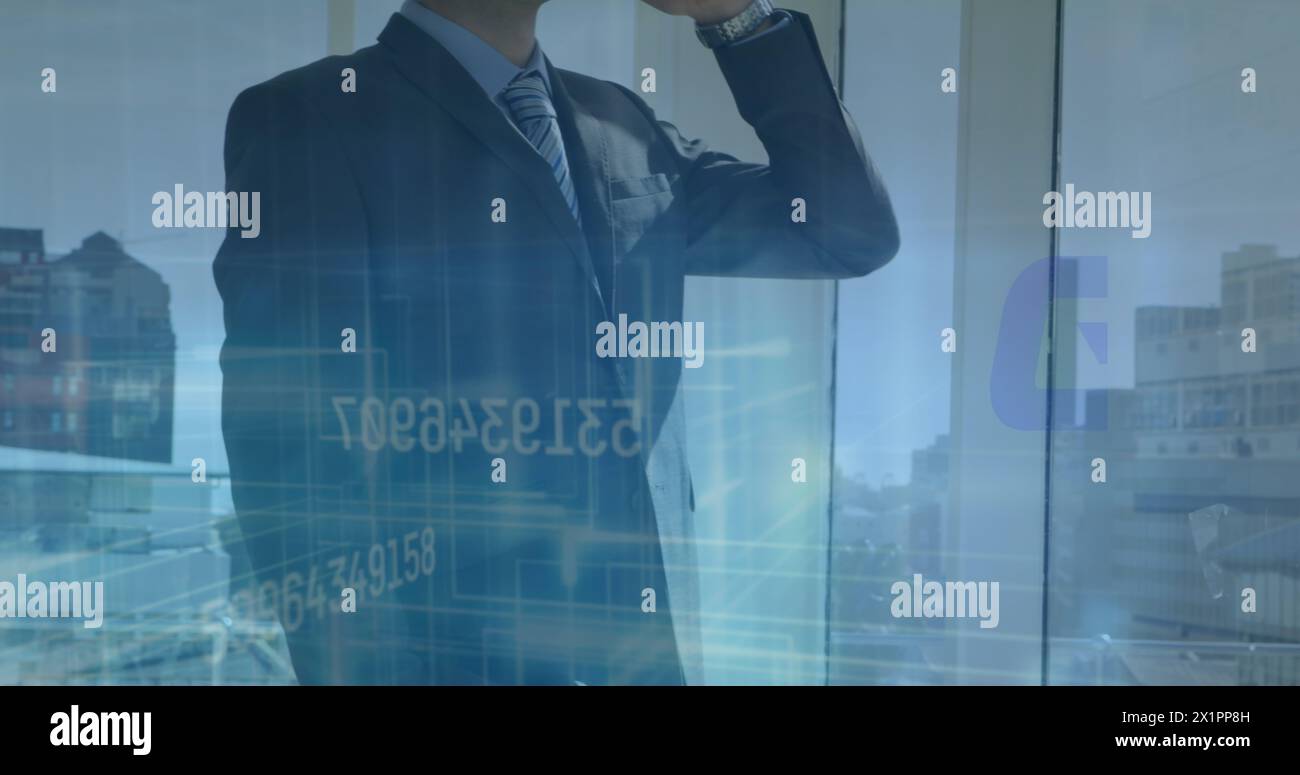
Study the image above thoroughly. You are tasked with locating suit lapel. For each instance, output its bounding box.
[548,61,616,313]
[376,14,606,313]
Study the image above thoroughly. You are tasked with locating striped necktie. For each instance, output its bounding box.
[502,69,582,226]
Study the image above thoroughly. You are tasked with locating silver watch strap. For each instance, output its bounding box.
[695,0,777,49]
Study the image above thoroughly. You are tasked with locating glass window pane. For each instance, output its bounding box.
[0,0,330,685]
[831,0,963,684]
[1048,0,1300,685]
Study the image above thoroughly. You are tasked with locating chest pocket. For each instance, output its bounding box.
[610,173,677,258]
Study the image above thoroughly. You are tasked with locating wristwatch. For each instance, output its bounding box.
[695,0,777,49]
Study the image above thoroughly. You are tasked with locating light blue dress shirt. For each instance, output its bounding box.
[398,0,791,125]
[399,1,584,222]
[399,0,552,125]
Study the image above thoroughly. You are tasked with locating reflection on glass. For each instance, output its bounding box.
[0,0,329,685]
[0,230,175,463]
[1048,0,1300,685]
[830,0,961,685]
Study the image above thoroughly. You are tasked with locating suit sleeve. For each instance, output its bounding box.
[212,81,379,684]
[644,10,900,279]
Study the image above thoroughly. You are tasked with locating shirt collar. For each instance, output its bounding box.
[399,0,551,100]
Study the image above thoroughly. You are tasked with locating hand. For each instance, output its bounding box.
[639,0,753,25]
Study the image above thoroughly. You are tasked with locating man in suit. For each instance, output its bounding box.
[213,0,897,685]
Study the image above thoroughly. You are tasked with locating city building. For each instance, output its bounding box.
[0,229,175,463]
[1054,244,1300,684]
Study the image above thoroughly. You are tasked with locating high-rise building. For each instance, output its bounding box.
[0,229,175,463]
[1054,244,1300,684]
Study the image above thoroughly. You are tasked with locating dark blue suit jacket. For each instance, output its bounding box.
[213,11,897,685]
